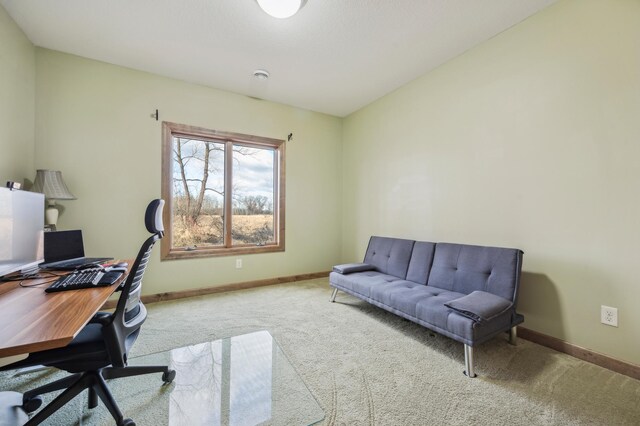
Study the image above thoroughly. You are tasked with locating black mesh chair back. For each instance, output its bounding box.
[104,199,164,368]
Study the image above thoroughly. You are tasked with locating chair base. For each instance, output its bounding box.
[0,391,28,426]
[22,364,174,426]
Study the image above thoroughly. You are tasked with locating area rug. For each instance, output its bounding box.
[1,278,639,425]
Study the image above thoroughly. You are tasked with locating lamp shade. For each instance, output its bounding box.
[32,170,76,200]
[256,0,306,18]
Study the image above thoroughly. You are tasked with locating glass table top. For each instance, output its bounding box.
[13,331,324,426]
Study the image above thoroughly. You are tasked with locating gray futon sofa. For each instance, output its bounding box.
[330,236,524,377]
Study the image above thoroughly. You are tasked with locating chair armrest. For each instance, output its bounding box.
[444,291,512,323]
[89,312,112,325]
[332,263,376,274]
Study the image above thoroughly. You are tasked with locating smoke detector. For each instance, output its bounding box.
[253,69,270,80]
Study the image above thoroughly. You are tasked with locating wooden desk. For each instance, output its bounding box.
[0,261,131,358]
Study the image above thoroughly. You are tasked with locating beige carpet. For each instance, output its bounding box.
[2,278,639,425]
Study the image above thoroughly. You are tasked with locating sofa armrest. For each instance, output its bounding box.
[445,291,512,323]
[332,263,376,274]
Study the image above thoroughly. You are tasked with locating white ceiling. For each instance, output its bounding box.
[1,0,557,117]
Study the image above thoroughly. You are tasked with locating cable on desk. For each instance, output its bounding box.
[0,270,65,288]
[19,277,60,288]
[3,272,40,282]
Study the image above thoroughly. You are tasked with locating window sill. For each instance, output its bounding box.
[161,244,284,260]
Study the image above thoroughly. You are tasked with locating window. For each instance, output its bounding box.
[161,122,285,259]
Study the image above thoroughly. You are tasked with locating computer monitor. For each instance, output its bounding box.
[0,187,45,278]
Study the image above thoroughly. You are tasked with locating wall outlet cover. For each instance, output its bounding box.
[600,305,618,327]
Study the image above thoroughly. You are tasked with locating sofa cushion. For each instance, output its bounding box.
[427,243,522,300]
[370,280,465,319]
[444,291,512,323]
[361,280,504,343]
[332,263,376,274]
[329,271,400,298]
[363,237,414,279]
[405,241,436,285]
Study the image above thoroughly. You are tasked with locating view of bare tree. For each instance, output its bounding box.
[171,137,275,248]
[238,195,271,215]
[173,139,224,226]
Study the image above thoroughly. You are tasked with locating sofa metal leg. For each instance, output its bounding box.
[463,344,477,378]
[509,326,518,345]
[330,288,338,302]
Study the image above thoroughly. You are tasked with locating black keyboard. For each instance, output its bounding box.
[45,268,124,293]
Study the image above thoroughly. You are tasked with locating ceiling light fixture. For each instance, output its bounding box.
[256,0,306,19]
[253,69,270,80]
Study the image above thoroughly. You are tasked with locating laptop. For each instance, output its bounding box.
[40,230,112,270]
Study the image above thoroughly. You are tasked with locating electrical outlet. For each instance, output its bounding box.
[601,305,618,327]
[235,259,242,269]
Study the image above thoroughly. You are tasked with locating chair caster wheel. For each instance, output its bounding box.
[162,369,176,384]
[119,418,135,426]
[22,395,43,413]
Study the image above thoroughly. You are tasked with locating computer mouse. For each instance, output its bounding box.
[105,262,128,273]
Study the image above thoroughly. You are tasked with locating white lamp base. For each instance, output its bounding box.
[45,203,59,227]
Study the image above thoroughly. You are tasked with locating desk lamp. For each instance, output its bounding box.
[31,170,76,228]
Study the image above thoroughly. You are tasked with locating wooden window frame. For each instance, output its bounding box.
[161,122,285,260]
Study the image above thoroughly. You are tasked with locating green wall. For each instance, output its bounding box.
[0,5,35,183]
[34,49,343,295]
[342,0,640,364]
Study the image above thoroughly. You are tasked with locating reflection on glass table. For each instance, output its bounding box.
[8,330,324,426]
[130,330,323,426]
[166,330,324,426]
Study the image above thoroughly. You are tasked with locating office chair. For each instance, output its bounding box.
[2,199,174,426]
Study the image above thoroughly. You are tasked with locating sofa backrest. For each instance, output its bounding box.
[427,243,523,301]
[364,236,414,278]
[405,241,437,285]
